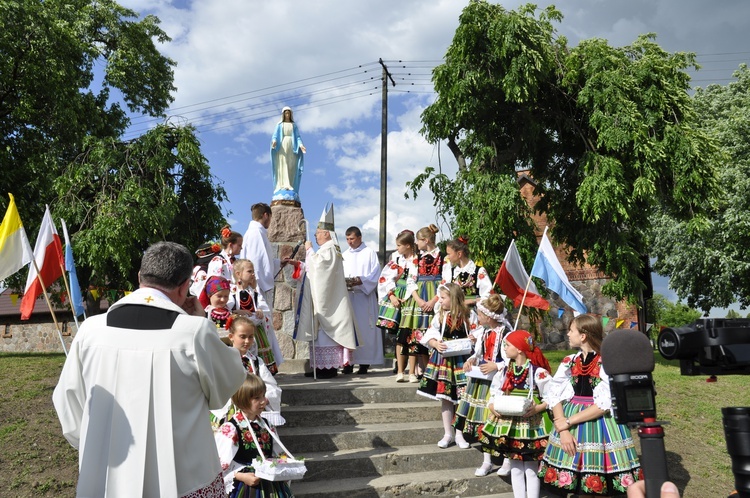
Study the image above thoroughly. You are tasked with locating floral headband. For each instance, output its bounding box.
[476,300,506,321]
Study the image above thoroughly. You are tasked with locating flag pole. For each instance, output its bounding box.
[512,226,549,330]
[29,258,67,355]
[58,262,81,332]
[513,275,536,331]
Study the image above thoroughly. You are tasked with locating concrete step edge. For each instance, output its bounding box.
[290,466,514,497]
[279,419,440,437]
[282,401,438,412]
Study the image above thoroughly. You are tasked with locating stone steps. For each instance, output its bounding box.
[282,401,440,428]
[275,368,521,497]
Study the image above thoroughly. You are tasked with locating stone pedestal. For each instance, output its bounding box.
[268,204,309,365]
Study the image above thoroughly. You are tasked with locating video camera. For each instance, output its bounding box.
[658,318,750,376]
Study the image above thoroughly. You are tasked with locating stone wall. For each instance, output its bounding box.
[1,317,77,353]
[514,277,640,349]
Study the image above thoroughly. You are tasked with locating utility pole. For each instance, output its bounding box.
[378,58,396,266]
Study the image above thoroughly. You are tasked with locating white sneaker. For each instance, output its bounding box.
[497,459,511,476]
[409,374,419,383]
[395,373,405,382]
[474,463,492,477]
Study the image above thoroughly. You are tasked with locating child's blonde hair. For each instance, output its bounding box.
[439,282,470,328]
[231,374,266,411]
[232,258,253,277]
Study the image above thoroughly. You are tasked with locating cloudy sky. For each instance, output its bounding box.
[119,0,750,313]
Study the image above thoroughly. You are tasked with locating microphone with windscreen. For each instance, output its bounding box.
[601,329,656,424]
[602,329,667,498]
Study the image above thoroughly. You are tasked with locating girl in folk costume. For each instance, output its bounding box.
[441,236,492,307]
[208,225,243,287]
[211,315,285,431]
[400,224,443,379]
[190,241,221,300]
[418,282,479,449]
[215,374,293,498]
[233,258,284,375]
[453,294,514,456]
[480,331,552,498]
[376,230,420,382]
[205,276,234,332]
[539,314,642,496]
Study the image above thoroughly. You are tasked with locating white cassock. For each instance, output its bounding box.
[343,242,384,366]
[240,219,279,303]
[294,239,361,368]
[53,288,246,498]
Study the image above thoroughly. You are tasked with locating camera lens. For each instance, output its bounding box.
[722,407,750,497]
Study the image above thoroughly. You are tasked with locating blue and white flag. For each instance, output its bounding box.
[60,219,85,317]
[530,228,587,315]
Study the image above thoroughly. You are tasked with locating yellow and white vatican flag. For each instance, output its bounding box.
[0,194,33,282]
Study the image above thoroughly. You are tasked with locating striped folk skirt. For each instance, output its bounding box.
[453,376,493,442]
[255,324,277,375]
[400,275,441,330]
[538,396,643,496]
[417,349,469,404]
[376,277,409,332]
[479,390,552,461]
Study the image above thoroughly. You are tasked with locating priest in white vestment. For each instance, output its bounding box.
[53,242,246,498]
[294,204,360,379]
[342,226,384,374]
[240,202,291,305]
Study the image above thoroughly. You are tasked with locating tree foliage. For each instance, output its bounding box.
[54,124,227,291]
[650,65,750,313]
[646,293,702,328]
[1,0,176,212]
[416,1,720,301]
[0,1,227,300]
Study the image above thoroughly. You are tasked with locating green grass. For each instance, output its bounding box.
[1,351,745,497]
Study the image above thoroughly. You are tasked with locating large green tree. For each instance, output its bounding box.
[414,1,719,301]
[54,124,227,291]
[650,65,750,313]
[1,0,226,299]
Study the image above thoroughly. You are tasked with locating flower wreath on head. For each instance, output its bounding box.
[476,299,514,331]
[221,227,232,238]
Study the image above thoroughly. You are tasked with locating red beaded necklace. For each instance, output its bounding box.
[239,290,255,311]
[576,352,599,377]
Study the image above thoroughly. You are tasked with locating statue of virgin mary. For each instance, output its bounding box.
[270,106,306,204]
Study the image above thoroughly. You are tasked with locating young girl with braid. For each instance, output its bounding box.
[376,230,419,382]
[400,224,443,378]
